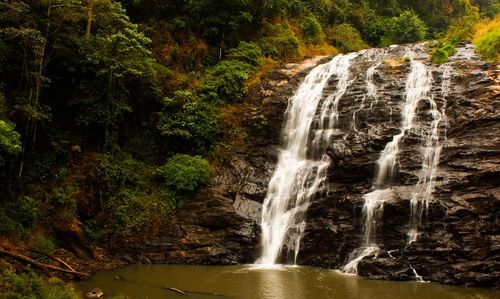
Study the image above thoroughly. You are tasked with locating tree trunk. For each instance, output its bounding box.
[0,248,90,277]
[85,0,93,37]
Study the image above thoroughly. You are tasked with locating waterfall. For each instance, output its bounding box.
[343,58,433,274]
[353,62,381,132]
[408,63,451,243]
[258,53,357,265]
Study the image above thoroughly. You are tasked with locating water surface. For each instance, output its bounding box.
[77,265,499,299]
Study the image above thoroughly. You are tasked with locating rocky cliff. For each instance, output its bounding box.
[127,43,499,288]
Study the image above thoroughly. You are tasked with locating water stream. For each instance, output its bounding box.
[344,57,433,273]
[258,53,357,265]
[408,63,451,243]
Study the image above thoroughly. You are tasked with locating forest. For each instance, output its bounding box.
[0,0,499,297]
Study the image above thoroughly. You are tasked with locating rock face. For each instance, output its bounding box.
[129,44,499,288]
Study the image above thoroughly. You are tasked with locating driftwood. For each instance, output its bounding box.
[0,248,90,277]
[28,249,76,272]
[166,287,187,295]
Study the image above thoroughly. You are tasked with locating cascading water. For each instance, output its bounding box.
[258,53,357,265]
[343,57,433,274]
[408,63,451,243]
[353,62,381,132]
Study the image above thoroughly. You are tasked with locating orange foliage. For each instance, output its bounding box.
[473,15,500,42]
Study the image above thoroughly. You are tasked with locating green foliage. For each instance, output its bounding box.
[431,48,449,63]
[227,42,263,66]
[0,209,23,236]
[260,34,300,60]
[300,16,324,44]
[84,152,175,240]
[157,90,220,154]
[0,269,80,299]
[104,189,173,239]
[430,43,456,63]
[91,152,149,195]
[157,154,211,193]
[185,0,253,44]
[475,28,500,61]
[325,23,369,52]
[385,10,427,44]
[446,0,481,40]
[84,219,102,244]
[72,1,158,148]
[31,235,56,255]
[0,120,21,167]
[201,60,255,104]
[9,196,41,229]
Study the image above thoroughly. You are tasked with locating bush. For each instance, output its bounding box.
[91,152,149,195]
[300,16,324,44]
[157,90,220,154]
[0,120,21,167]
[227,41,263,66]
[261,34,300,60]
[200,60,255,104]
[430,43,456,64]
[104,189,173,238]
[475,28,500,61]
[0,269,80,299]
[0,209,24,236]
[259,22,301,60]
[9,196,41,229]
[31,235,56,254]
[431,48,449,63]
[156,154,210,193]
[386,10,427,44]
[325,23,368,52]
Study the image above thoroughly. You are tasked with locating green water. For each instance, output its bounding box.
[77,265,499,299]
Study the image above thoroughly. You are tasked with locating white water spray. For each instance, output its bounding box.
[258,53,357,265]
[344,58,433,273]
[408,63,451,243]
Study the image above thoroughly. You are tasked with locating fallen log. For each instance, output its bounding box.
[0,248,90,277]
[28,249,76,272]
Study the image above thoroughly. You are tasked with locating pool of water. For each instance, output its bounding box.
[76,264,499,299]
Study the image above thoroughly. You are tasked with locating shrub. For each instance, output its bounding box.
[157,91,220,154]
[104,190,172,238]
[261,34,300,60]
[200,60,254,104]
[0,269,80,299]
[259,22,301,61]
[386,10,427,44]
[9,196,41,229]
[0,120,21,167]
[431,48,449,63]
[31,235,56,254]
[156,154,210,193]
[91,152,149,195]
[0,209,24,236]
[227,41,263,66]
[474,28,500,61]
[300,16,324,44]
[430,43,456,64]
[325,23,368,52]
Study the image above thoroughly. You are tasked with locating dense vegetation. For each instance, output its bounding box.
[0,0,498,295]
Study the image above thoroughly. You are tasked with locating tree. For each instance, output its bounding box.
[386,10,427,44]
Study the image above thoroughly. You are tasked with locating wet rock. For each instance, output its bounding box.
[86,288,103,298]
[130,44,499,288]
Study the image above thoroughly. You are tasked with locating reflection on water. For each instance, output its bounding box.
[76,265,499,299]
